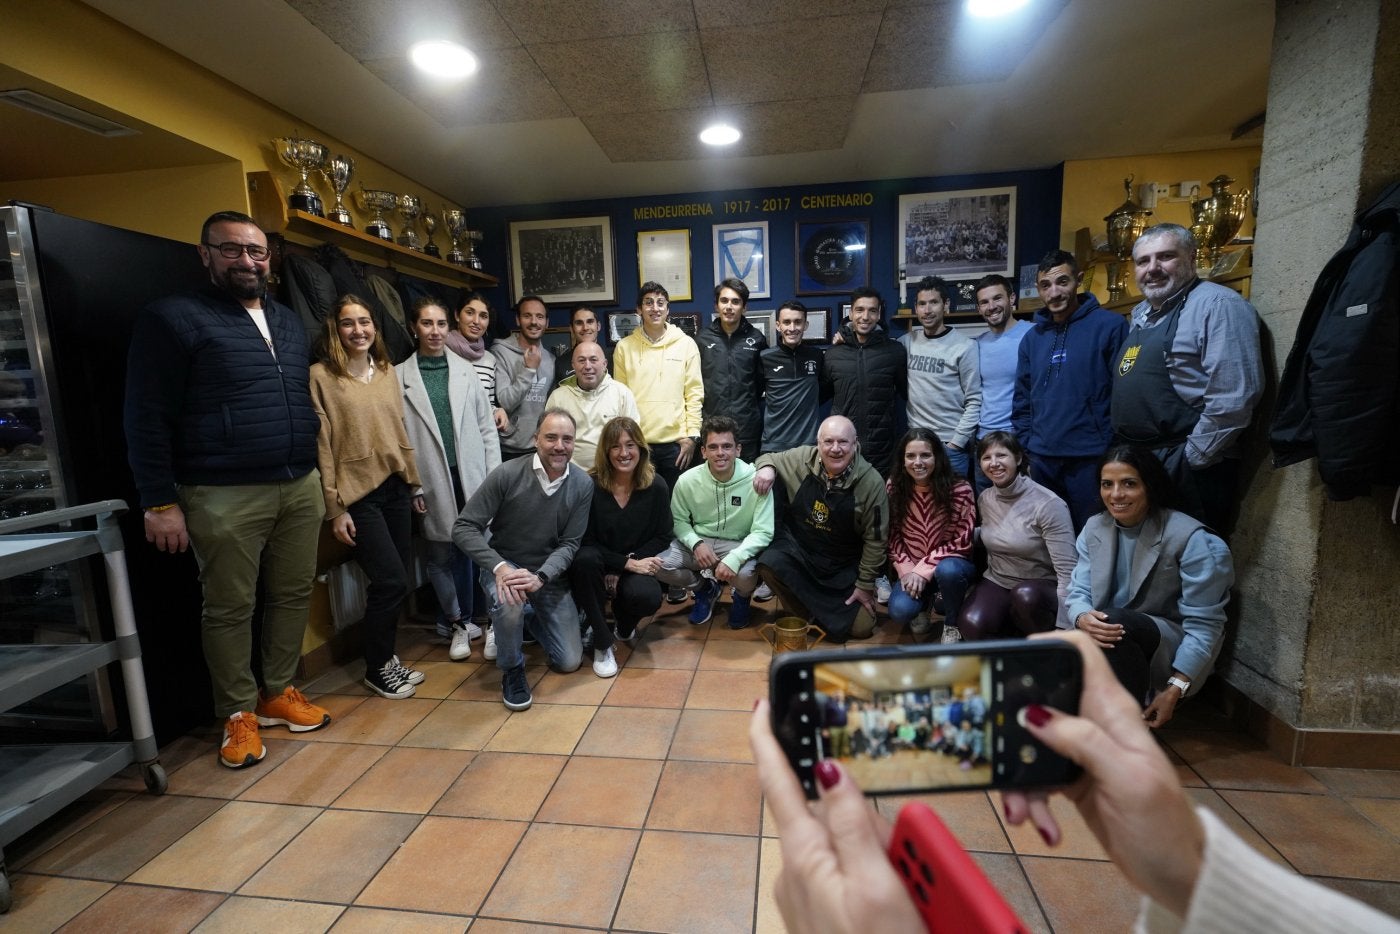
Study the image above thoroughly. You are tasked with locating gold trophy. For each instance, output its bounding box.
[273,135,329,217]
[421,210,441,258]
[321,154,356,227]
[396,195,423,251]
[1191,174,1250,269]
[355,188,397,241]
[443,208,469,265]
[1103,176,1152,303]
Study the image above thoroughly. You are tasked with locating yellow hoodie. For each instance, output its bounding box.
[612,323,704,444]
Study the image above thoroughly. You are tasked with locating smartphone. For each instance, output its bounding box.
[769,639,1081,798]
[889,802,1029,934]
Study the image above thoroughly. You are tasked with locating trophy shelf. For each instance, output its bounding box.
[247,171,496,290]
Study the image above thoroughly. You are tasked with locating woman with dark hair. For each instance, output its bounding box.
[958,431,1076,639]
[1066,445,1234,728]
[567,416,673,677]
[446,291,509,434]
[398,296,501,663]
[885,427,976,641]
[310,295,424,698]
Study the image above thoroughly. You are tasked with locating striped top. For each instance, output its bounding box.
[889,481,975,580]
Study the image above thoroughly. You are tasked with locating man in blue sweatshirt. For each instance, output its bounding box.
[1012,250,1128,531]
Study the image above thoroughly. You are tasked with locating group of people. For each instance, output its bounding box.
[827,687,988,767]
[124,209,1260,769]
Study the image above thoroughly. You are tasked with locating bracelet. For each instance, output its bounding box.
[146,503,178,513]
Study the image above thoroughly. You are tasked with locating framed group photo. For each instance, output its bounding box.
[508,214,616,305]
[898,187,1016,281]
[713,221,771,299]
[796,219,870,296]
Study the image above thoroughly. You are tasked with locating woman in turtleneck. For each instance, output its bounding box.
[446,291,509,434]
[958,430,1076,640]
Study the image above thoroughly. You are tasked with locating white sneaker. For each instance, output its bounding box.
[389,655,425,685]
[910,612,932,636]
[875,575,892,605]
[752,582,773,602]
[465,621,484,640]
[940,624,962,644]
[593,645,618,678]
[449,624,473,661]
[483,626,498,660]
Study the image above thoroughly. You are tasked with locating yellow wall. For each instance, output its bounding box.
[1,0,458,240]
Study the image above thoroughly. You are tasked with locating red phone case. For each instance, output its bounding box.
[888,802,1028,934]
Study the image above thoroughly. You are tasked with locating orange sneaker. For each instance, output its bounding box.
[255,685,331,733]
[220,711,265,769]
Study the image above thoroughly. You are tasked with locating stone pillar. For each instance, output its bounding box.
[1228,0,1400,759]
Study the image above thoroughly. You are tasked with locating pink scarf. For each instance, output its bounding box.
[446,331,486,361]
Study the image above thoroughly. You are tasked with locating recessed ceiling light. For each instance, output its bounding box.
[966,0,1031,17]
[699,123,741,146]
[409,40,479,79]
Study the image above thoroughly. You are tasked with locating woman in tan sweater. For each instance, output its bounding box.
[310,295,424,699]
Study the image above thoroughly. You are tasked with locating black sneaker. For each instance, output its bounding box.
[665,585,688,604]
[502,664,532,711]
[364,660,416,699]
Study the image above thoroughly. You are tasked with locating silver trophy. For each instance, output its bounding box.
[443,208,469,265]
[396,195,423,251]
[465,229,484,270]
[321,154,356,227]
[355,188,397,241]
[273,135,329,217]
[421,210,441,258]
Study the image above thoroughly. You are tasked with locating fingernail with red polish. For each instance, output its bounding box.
[1024,704,1052,727]
[752,697,761,711]
[1003,800,1012,821]
[814,759,841,791]
[1039,826,1056,846]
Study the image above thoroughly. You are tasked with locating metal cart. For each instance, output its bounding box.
[0,500,166,912]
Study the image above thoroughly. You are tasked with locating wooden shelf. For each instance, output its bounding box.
[246,171,496,290]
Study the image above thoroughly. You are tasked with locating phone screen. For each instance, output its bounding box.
[770,641,1081,798]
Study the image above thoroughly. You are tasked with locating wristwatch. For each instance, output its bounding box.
[1167,676,1191,695]
[536,570,550,585]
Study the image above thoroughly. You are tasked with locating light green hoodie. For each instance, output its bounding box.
[669,457,774,573]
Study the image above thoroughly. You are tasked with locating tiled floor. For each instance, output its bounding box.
[6,598,1400,932]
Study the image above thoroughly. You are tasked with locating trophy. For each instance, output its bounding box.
[421,210,441,258]
[356,188,397,241]
[465,229,484,270]
[1102,175,1152,303]
[321,154,356,227]
[1191,174,1250,269]
[273,135,329,217]
[396,195,423,251]
[443,208,469,265]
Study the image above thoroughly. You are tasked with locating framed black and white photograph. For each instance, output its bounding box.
[796,219,870,296]
[898,187,1016,281]
[713,221,770,299]
[508,214,616,305]
[637,229,692,301]
[609,311,641,343]
[803,307,830,343]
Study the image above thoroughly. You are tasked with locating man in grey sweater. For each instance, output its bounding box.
[454,409,592,710]
[493,295,555,459]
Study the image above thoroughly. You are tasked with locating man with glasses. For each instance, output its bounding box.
[125,211,330,770]
[612,281,704,490]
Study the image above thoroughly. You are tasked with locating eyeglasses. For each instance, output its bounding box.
[204,241,270,260]
[641,297,669,309]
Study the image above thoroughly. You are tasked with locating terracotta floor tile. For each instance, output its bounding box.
[613,830,759,934]
[529,668,617,706]
[1160,742,1208,788]
[301,692,369,723]
[333,746,474,812]
[755,836,784,934]
[191,895,343,932]
[762,799,778,838]
[1164,730,1329,794]
[57,883,223,933]
[393,626,443,662]
[625,630,706,669]
[646,760,762,835]
[239,809,421,903]
[575,706,681,760]
[356,816,525,915]
[698,635,773,671]
[1221,790,1400,880]
[482,823,639,927]
[484,704,596,755]
[166,736,303,799]
[447,664,548,703]
[94,734,213,795]
[405,659,478,699]
[1349,796,1400,837]
[669,709,755,763]
[4,875,112,932]
[1309,767,1400,798]
[875,791,1011,853]
[25,793,225,881]
[329,906,470,933]
[128,801,319,892]
[6,788,134,871]
[972,852,1051,933]
[686,668,768,711]
[1019,855,1141,933]
[994,793,1108,860]
[398,699,512,750]
[536,756,663,828]
[1307,877,1400,919]
[1183,787,1288,866]
[303,660,371,697]
[295,697,439,746]
[602,666,694,708]
[238,742,386,806]
[469,920,597,934]
[431,751,567,821]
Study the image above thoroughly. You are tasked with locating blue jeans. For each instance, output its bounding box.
[945,444,970,484]
[887,556,977,627]
[479,565,582,673]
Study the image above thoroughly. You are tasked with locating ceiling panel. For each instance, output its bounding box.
[534,30,713,117]
[701,13,883,106]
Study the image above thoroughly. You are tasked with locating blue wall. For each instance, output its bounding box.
[467,165,1063,332]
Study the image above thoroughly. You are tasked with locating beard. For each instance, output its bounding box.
[214,265,268,300]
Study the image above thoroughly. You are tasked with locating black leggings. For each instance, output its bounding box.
[1099,607,1161,705]
[958,579,1058,641]
[568,544,663,648]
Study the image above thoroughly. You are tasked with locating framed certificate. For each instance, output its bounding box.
[637,229,692,301]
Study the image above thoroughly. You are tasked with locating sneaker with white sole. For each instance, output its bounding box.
[752,582,773,602]
[909,612,932,636]
[875,575,892,605]
[449,623,473,661]
[940,624,962,644]
[364,660,416,698]
[464,621,483,640]
[502,664,532,710]
[593,645,618,678]
[390,655,426,686]
[220,711,266,769]
[483,626,497,660]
